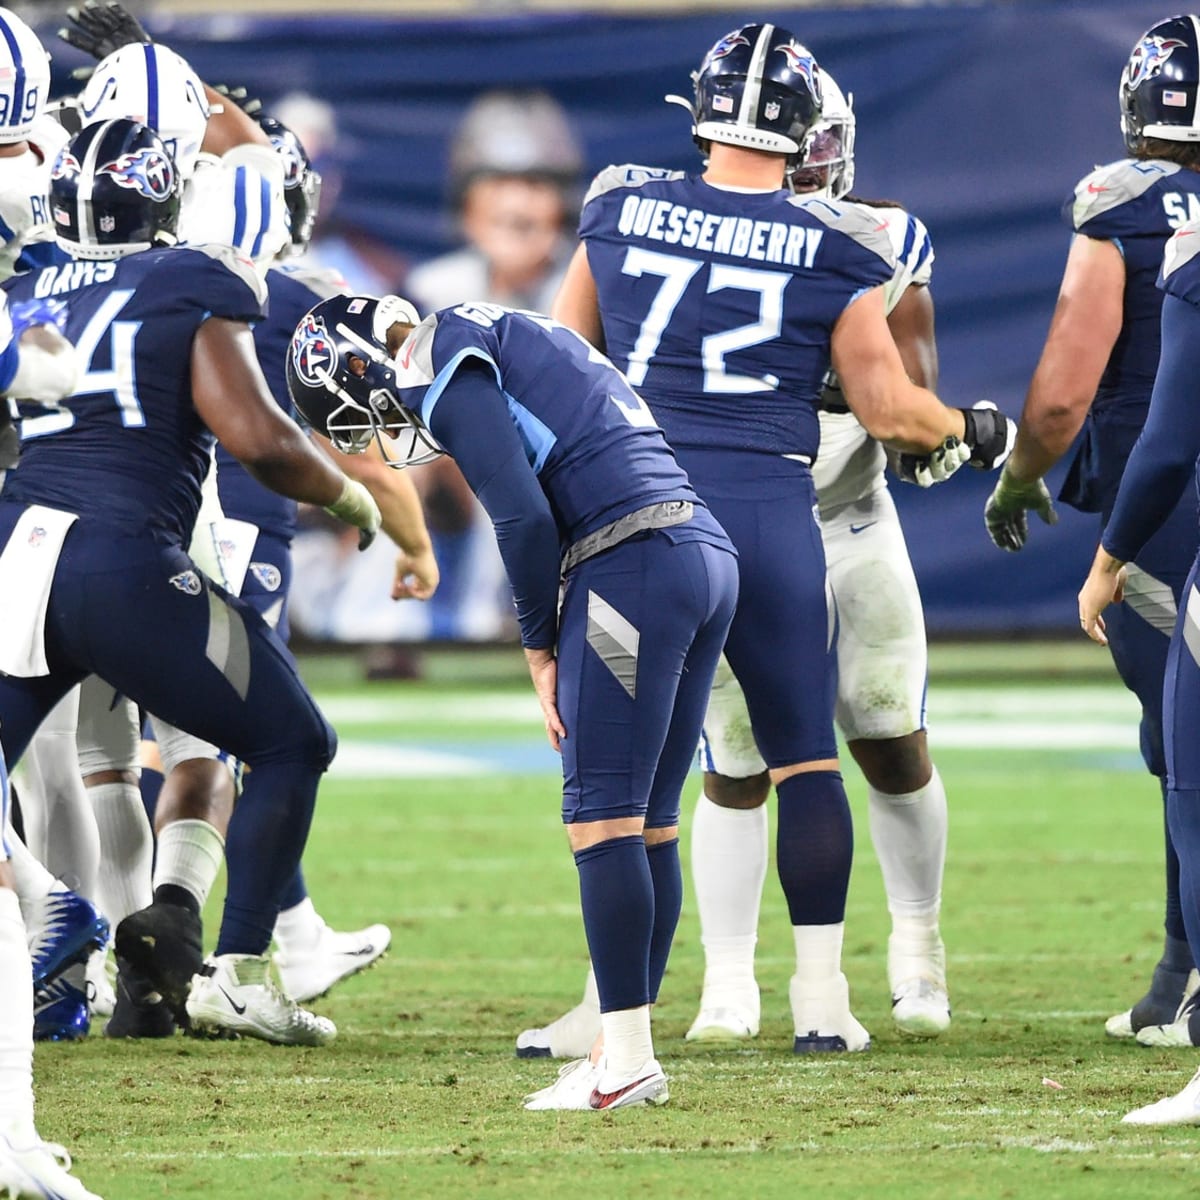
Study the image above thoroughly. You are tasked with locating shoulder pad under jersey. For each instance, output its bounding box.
[788,196,896,268]
[273,261,350,301]
[393,315,441,390]
[1070,158,1181,232]
[190,242,270,309]
[1161,218,1200,304]
[583,164,685,208]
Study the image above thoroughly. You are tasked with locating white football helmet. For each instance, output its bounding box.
[790,73,855,200]
[79,43,210,179]
[0,9,51,145]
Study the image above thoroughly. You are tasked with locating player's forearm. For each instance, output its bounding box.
[865,383,966,454]
[1005,377,1092,483]
[242,434,346,508]
[324,438,434,556]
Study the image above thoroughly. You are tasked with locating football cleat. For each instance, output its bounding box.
[0,1129,104,1200]
[790,972,871,1054]
[33,966,90,1042]
[515,990,602,1060]
[273,920,391,1003]
[523,1057,601,1111]
[685,1005,759,1042]
[186,954,336,1046]
[84,950,115,1020]
[1134,987,1200,1048]
[26,888,109,989]
[1107,966,1199,1040]
[113,901,203,1027]
[588,1058,669,1110]
[888,931,951,1038]
[1122,1066,1200,1127]
[104,961,176,1040]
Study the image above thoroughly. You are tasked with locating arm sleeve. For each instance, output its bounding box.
[426,362,561,650]
[1102,295,1200,562]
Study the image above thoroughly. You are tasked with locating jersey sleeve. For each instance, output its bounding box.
[177,245,270,323]
[1068,158,1181,238]
[790,196,896,295]
[872,206,933,314]
[579,164,687,238]
[1160,218,1200,305]
[398,313,503,426]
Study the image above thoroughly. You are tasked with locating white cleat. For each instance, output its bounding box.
[1122,1067,1200,1126]
[1109,968,1200,1041]
[273,921,391,1003]
[888,931,951,1038]
[1105,1009,1136,1040]
[790,972,870,1054]
[85,950,116,1020]
[685,1005,759,1042]
[0,1130,104,1200]
[1134,986,1200,1048]
[588,1057,669,1110]
[523,1057,601,1110]
[186,954,336,1046]
[515,1000,602,1060]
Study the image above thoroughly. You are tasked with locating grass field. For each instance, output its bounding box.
[32,651,1200,1199]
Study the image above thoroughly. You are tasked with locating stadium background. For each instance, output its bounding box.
[29,0,1177,637]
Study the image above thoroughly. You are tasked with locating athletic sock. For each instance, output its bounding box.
[600,1004,654,1081]
[273,895,325,955]
[792,920,845,986]
[866,765,948,922]
[0,888,34,1141]
[646,838,681,1004]
[153,818,225,913]
[5,827,60,924]
[89,780,153,926]
[574,835,652,1013]
[776,770,853,925]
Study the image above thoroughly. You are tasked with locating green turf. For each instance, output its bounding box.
[33,677,1200,1200]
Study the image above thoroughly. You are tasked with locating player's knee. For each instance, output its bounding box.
[704,769,770,809]
[848,731,931,794]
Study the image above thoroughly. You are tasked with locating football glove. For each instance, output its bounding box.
[9,298,69,339]
[894,436,972,488]
[984,465,1058,553]
[324,477,382,551]
[211,84,264,119]
[59,1,151,79]
[959,400,1017,471]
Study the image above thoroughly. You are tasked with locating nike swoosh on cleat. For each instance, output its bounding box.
[343,945,376,958]
[849,522,877,535]
[218,987,248,1015]
[588,1073,657,1109]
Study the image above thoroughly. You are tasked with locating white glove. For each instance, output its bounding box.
[324,477,382,550]
[894,436,972,488]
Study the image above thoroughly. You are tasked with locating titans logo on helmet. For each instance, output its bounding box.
[50,150,81,182]
[1126,35,1188,91]
[268,133,306,188]
[99,148,176,201]
[777,41,819,95]
[292,312,335,388]
[705,32,750,65]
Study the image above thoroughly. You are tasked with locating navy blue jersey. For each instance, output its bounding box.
[216,263,346,541]
[578,165,894,458]
[1,246,266,544]
[1061,157,1200,511]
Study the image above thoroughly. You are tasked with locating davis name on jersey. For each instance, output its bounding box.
[1,244,266,543]
[579,165,894,459]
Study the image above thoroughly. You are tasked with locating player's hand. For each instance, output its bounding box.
[984,465,1058,552]
[391,544,439,601]
[894,436,971,488]
[1078,547,1127,646]
[324,477,381,550]
[211,84,264,118]
[59,1,151,77]
[525,646,565,752]
[959,401,1017,471]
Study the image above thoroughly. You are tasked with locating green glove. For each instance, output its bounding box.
[984,466,1058,552]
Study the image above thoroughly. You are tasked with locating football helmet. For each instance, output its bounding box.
[79,43,210,179]
[286,294,442,467]
[667,23,822,161]
[0,10,51,145]
[255,113,322,254]
[1121,14,1200,152]
[50,118,180,261]
[790,72,855,199]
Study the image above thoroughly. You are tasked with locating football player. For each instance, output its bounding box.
[986,14,1200,1039]
[1079,215,1200,1123]
[531,25,1010,1080]
[0,118,381,1049]
[288,291,740,1110]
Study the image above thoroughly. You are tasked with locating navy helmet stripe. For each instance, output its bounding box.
[143,43,159,133]
[0,14,26,131]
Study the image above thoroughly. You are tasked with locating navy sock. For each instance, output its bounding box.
[140,766,163,828]
[776,770,853,926]
[1167,788,1200,973]
[646,838,682,1004]
[216,762,320,956]
[1162,779,1190,948]
[574,834,652,1012]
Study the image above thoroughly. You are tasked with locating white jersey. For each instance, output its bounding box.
[0,115,67,281]
[811,204,934,514]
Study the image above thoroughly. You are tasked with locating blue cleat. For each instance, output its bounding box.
[33,968,91,1042]
[27,887,110,989]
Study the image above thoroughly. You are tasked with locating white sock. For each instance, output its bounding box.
[5,827,59,924]
[792,921,845,985]
[0,888,35,1141]
[153,819,225,910]
[866,765,947,923]
[273,896,324,954]
[691,792,767,1001]
[88,781,153,927]
[600,1004,654,1079]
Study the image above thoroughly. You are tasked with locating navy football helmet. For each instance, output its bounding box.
[50,118,180,260]
[256,113,323,255]
[667,23,822,162]
[1121,15,1200,152]
[286,294,442,467]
